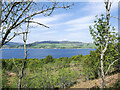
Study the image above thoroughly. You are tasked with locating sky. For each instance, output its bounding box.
[11,1,118,44]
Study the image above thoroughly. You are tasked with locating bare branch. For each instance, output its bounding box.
[13,4,73,30]
[105,59,119,75]
[3,32,28,45]
[2,2,12,12]
[0,2,73,47]
[12,2,32,28]
[1,2,32,47]
[2,2,20,23]
[25,21,49,28]
[12,58,20,77]
[111,16,120,20]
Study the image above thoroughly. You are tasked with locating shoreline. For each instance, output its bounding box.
[1,48,95,49]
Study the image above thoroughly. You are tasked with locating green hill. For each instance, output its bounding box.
[3,41,95,49]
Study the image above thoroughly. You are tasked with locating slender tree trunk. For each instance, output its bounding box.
[17,20,29,89]
[100,0,111,89]
[0,1,2,49]
[18,77,22,90]
[0,1,2,90]
[100,52,105,89]
[18,40,27,90]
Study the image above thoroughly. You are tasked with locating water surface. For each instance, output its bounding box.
[2,48,95,59]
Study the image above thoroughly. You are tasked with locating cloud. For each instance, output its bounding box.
[29,13,68,27]
[84,0,119,2]
[43,30,57,34]
[64,15,95,32]
[65,31,93,43]
[65,16,94,24]
[82,1,118,15]
[65,23,93,31]
[111,2,118,11]
[11,2,118,43]
[64,2,118,32]
[81,2,105,15]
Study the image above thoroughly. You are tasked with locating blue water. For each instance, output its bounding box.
[2,48,95,59]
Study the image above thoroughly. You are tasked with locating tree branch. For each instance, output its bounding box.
[25,21,49,28]
[3,32,28,45]
[94,36,103,50]
[105,59,119,75]
[0,2,73,47]
[12,2,32,28]
[1,2,31,47]
[2,2,12,12]
[12,58,20,77]
[111,16,120,20]
[13,4,73,30]
[2,2,20,23]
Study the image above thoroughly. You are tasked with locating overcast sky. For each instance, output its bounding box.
[11,2,118,44]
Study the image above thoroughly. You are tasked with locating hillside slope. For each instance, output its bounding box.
[71,73,120,88]
[3,41,95,49]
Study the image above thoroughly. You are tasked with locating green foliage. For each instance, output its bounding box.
[57,68,78,88]
[2,55,81,88]
[89,14,117,49]
[44,55,54,64]
[81,50,101,79]
[80,15,119,80]
[2,69,8,88]
[2,42,119,88]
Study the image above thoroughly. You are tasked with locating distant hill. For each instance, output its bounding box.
[5,42,23,46]
[2,42,23,48]
[2,41,95,49]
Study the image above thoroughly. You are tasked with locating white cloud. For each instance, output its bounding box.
[81,0,119,2]
[64,15,95,32]
[65,16,94,24]
[64,2,118,32]
[11,2,118,43]
[65,31,93,43]
[81,2,105,15]
[29,13,68,27]
[43,30,57,34]
[65,23,93,31]
[111,2,118,11]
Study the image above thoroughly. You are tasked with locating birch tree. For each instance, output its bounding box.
[89,0,118,88]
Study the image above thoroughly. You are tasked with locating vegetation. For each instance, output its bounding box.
[1,0,119,89]
[2,47,119,88]
[2,55,81,88]
[89,0,118,88]
[2,13,119,89]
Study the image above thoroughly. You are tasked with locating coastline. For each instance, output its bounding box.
[1,48,95,49]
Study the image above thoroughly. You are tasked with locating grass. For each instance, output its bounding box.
[70,73,120,88]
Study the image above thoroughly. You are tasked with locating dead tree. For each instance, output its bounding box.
[12,20,29,89]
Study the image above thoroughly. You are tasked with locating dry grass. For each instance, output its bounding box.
[71,73,120,88]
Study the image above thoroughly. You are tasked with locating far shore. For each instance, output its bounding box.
[2,48,95,49]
